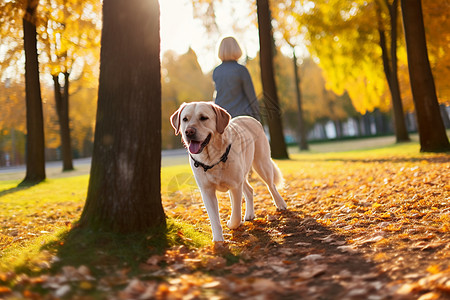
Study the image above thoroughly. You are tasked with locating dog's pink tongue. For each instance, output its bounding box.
[189,141,202,154]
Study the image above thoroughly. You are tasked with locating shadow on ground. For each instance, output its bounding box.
[221,210,395,299]
[0,181,39,198]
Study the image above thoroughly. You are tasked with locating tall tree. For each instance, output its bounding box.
[292,47,309,150]
[400,0,450,152]
[41,0,101,171]
[22,0,46,184]
[272,2,309,150]
[52,72,73,171]
[376,0,410,142]
[421,1,450,103]
[293,1,392,118]
[256,0,289,159]
[0,0,101,165]
[79,0,166,231]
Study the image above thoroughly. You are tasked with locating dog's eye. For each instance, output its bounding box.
[182,117,188,122]
[200,116,209,121]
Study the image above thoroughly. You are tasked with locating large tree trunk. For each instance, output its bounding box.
[256,0,289,159]
[400,0,450,152]
[79,0,165,232]
[21,3,46,185]
[377,0,410,143]
[53,73,74,171]
[292,48,309,151]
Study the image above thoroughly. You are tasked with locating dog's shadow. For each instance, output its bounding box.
[225,210,392,298]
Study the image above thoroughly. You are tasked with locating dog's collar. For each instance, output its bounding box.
[190,144,232,172]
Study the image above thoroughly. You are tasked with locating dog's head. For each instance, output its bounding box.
[170,102,231,154]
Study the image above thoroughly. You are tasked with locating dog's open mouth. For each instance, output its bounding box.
[188,134,211,154]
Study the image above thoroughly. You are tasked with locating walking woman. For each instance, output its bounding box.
[213,37,261,121]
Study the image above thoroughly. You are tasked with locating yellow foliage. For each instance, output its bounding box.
[272,0,449,114]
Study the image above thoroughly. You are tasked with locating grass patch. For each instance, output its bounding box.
[47,218,210,276]
[0,180,19,191]
[0,227,68,274]
[1,218,210,276]
[0,170,210,281]
[284,141,447,163]
[161,164,194,194]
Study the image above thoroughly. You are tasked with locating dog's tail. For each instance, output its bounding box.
[272,159,284,189]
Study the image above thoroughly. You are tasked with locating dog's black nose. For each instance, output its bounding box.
[185,127,196,137]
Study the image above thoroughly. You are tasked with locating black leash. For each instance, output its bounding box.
[190,144,232,172]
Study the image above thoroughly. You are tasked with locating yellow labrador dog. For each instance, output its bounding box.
[170,102,287,241]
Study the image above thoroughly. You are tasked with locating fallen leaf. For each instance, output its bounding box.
[301,254,323,262]
[251,278,277,293]
[0,286,11,294]
[297,264,327,279]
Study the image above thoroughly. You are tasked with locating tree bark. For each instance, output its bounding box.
[363,113,372,136]
[256,0,289,159]
[21,3,46,185]
[292,48,309,150]
[79,0,166,232]
[377,0,410,142]
[53,73,74,171]
[400,0,450,152]
[334,120,343,139]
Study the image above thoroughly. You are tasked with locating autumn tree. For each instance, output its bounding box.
[376,0,409,142]
[291,48,309,150]
[0,80,27,165]
[50,73,73,170]
[22,0,46,184]
[421,1,450,103]
[271,1,309,150]
[44,1,74,171]
[1,0,101,167]
[68,80,98,157]
[274,1,410,141]
[400,0,450,152]
[79,0,165,231]
[293,1,385,114]
[247,51,353,142]
[256,0,289,159]
[40,0,101,171]
[0,0,47,182]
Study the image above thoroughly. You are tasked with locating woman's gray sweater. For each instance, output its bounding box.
[213,61,261,121]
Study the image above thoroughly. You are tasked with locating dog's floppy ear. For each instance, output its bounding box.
[170,103,186,135]
[211,103,231,134]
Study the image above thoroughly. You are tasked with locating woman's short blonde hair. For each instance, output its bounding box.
[218,37,243,61]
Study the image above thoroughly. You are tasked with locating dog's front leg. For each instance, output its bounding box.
[227,185,243,229]
[243,180,255,221]
[200,187,224,241]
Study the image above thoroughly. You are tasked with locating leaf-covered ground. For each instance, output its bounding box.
[0,143,449,299]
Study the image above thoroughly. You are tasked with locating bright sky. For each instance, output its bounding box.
[159,0,260,73]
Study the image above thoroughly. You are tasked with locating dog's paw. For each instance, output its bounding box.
[227,219,242,229]
[212,235,225,242]
[244,213,255,221]
[276,203,287,211]
[213,241,231,255]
